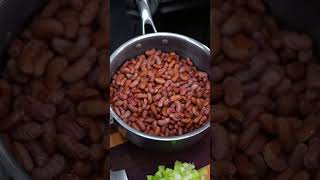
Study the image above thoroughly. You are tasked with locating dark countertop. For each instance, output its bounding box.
[110,133,210,179]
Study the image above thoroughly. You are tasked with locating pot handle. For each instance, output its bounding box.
[136,0,157,34]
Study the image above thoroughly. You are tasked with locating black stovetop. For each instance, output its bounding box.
[110,0,209,53]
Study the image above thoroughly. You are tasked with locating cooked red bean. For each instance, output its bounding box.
[222,77,243,106]
[0,0,107,179]
[210,0,320,178]
[111,49,210,136]
[263,141,288,172]
[211,124,230,160]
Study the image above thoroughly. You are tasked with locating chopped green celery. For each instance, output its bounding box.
[159,165,165,172]
[146,161,207,180]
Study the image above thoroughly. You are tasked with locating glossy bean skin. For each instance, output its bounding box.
[210,0,320,179]
[111,49,210,136]
[0,0,108,179]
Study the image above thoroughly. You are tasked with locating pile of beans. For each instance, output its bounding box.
[0,0,108,179]
[211,0,320,179]
[110,49,210,136]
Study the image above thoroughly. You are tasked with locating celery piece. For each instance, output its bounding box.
[146,161,207,180]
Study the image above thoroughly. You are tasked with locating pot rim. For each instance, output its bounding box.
[110,32,210,142]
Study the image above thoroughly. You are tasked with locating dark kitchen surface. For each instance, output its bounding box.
[110,0,209,53]
[110,133,210,179]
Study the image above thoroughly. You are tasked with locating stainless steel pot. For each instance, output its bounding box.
[110,0,210,151]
